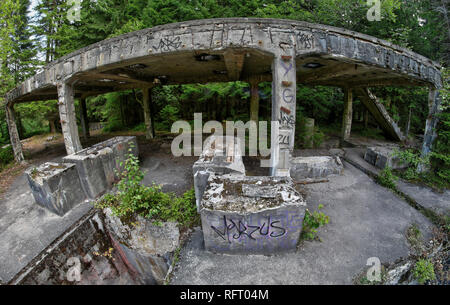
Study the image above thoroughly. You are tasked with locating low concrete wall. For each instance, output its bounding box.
[290,156,344,181]
[193,135,245,211]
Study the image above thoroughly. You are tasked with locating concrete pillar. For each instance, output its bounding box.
[5,103,24,162]
[341,88,353,142]
[419,88,442,171]
[142,87,154,140]
[270,51,296,177]
[57,82,82,155]
[249,80,259,124]
[364,108,369,129]
[79,97,90,139]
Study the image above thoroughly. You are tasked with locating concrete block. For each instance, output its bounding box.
[364,146,406,169]
[193,136,245,211]
[103,208,179,284]
[290,156,343,180]
[25,162,86,216]
[200,174,306,255]
[63,148,109,199]
[93,136,139,175]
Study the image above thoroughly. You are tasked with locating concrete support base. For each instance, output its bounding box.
[25,162,86,216]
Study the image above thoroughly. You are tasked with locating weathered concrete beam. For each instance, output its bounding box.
[5,103,24,163]
[223,49,245,81]
[142,87,154,140]
[354,87,405,142]
[79,97,90,139]
[299,64,358,84]
[341,88,353,141]
[271,51,296,177]
[57,82,82,155]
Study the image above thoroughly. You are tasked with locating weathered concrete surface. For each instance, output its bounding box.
[170,162,434,285]
[63,148,109,199]
[0,170,93,283]
[6,18,441,105]
[193,136,245,210]
[63,136,138,199]
[25,162,86,216]
[290,156,343,180]
[396,180,450,216]
[364,146,406,169]
[93,136,139,174]
[355,88,405,142]
[103,208,180,284]
[200,174,306,255]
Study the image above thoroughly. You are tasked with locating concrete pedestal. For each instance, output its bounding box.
[25,162,86,216]
[200,174,306,255]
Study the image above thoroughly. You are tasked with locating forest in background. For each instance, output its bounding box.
[0,0,449,187]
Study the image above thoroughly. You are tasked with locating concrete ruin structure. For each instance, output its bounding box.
[25,162,87,216]
[25,136,138,216]
[3,18,443,176]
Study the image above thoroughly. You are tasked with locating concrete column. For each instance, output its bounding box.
[57,82,82,155]
[364,108,369,129]
[79,97,90,139]
[270,51,296,177]
[142,87,154,139]
[419,88,442,168]
[341,88,353,142]
[5,103,24,162]
[249,80,259,124]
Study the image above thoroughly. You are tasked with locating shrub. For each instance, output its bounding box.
[301,204,330,241]
[377,166,398,189]
[413,259,436,284]
[94,148,198,227]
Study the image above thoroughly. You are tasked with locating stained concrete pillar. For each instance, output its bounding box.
[142,87,154,140]
[341,88,353,142]
[57,82,82,155]
[419,88,442,171]
[270,51,296,177]
[79,97,90,139]
[249,80,259,124]
[5,103,24,162]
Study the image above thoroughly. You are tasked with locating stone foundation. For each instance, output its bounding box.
[25,162,86,216]
[200,174,306,255]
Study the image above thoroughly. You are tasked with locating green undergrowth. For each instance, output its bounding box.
[94,148,199,228]
[300,204,330,242]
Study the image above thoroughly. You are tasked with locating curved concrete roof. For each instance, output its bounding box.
[5,18,442,104]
